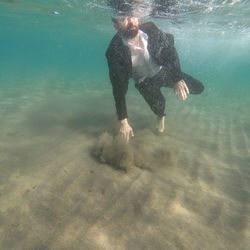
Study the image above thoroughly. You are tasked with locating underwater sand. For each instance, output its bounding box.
[0,79,249,250]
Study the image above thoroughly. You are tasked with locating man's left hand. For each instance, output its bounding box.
[174,80,189,101]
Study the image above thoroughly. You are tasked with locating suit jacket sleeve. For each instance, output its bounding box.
[158,29,183,85]
[106,45,130,121]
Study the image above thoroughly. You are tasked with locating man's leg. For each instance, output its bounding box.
[181,72,204,94]
[157,67,204,94]
[135,78,166,132]
[134,71,204,132]
[135,78,166,117]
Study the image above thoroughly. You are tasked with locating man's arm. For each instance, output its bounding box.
[142,22,185,88]
[106,43,134,142]
[160,32,183,84]
[106,51,129,120]
[159,29,190,100]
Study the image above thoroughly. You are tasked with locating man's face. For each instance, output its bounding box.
[116,17,139,39]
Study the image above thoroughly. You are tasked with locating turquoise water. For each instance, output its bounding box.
[0,1,249,249]
[1,0,249,86]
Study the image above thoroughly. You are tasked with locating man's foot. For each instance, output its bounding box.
[157,116,165,133]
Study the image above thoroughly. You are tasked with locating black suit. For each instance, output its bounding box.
[106,22,204,120]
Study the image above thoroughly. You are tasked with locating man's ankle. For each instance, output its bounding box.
[157,116,165,133]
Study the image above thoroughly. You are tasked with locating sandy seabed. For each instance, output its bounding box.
[0,80,249,250]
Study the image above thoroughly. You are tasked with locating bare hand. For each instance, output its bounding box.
[119,118,134,143]
[174,80,189,101]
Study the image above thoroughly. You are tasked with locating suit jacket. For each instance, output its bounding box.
[106,22,183,120]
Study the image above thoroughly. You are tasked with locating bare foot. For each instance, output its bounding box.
[157,116,165,133]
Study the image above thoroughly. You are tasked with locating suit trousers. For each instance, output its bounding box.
[134,67,204,117]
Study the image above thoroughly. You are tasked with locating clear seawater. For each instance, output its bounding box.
[0,1,249,249]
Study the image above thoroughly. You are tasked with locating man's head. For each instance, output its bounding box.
[112,16,140,39]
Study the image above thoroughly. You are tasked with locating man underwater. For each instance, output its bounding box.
[106,10,204,142]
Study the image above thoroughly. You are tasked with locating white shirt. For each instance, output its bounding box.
[123,30,162,83]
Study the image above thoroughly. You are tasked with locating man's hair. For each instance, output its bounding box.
[108,0,178,20]
[109,0,138,22]
[108,0,133,14]
[111,15,128,24]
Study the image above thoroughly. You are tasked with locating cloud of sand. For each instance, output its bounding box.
[94,132,133,171]
[94,131,176,172]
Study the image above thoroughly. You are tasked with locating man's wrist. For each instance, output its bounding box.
[120,118,128,125]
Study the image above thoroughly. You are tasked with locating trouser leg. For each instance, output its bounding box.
[181,72,204,94]
[134,69,204,117]
[156,67,205,94]
[135,78,165,117]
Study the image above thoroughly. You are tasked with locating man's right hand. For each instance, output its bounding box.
[174,80,189,100]
[119,118,134,143]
